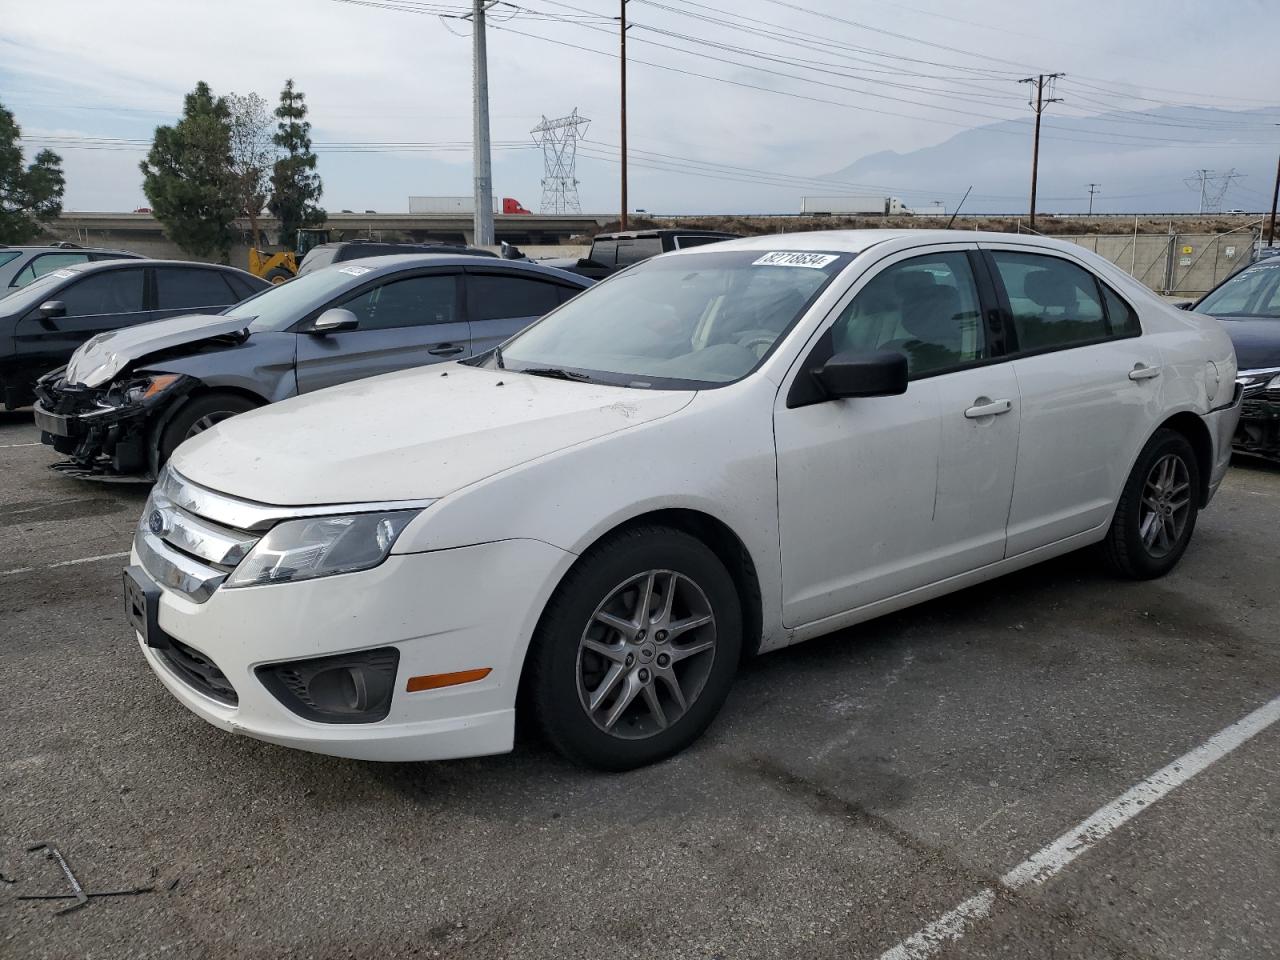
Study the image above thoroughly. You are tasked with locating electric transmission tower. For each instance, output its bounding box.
[1185,168,1243,214]
[532,109,590,214]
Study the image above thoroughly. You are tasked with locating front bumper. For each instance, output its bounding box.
[1233,382,1280,462]
[131,537,574,762]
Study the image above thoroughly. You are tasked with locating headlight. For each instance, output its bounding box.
[123,373,183,404]
[225,510,420,588]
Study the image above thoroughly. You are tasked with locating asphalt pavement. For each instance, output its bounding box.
[1,409,1277,960]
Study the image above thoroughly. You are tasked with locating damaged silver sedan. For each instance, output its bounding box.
[33,254,591,479]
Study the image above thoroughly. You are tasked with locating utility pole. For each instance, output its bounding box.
[472,0,494,246]
[1086,183,1101,216]
[1269,128,1280,246]
[619,0,629,230]
[1018,73,1063,229]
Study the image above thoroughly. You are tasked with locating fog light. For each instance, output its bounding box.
[257,648,400,724]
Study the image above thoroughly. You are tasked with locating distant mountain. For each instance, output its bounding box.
[822,106,1280,215]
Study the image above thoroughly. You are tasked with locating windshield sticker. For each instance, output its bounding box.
[51,269,77,279]
[752,251,839,269]
[338,265,372,276]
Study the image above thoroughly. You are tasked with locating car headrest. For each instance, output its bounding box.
[900,285,961,343]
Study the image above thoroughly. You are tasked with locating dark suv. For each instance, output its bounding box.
[0,259,267,408]
[543,229,739,280]
[297,240,498,277]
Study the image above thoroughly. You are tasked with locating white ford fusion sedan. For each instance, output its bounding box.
[126,231,1241,770]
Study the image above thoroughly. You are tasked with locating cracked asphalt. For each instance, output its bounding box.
[1,408,1277,960]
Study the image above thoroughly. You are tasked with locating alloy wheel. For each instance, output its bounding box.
[1139,453,1192,559]
[186,412,234,439]
[575,569,717,740]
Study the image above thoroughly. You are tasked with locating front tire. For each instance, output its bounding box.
[158,393,259,464]
[1101,428,1200,579]
[527,526,742,770]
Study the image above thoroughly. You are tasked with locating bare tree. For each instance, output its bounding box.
[226,92,274,248]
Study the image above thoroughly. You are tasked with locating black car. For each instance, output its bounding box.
[1191,257,1280,460]
[543,229,740,280]
[0,260,268,409]
[296,240,498,277]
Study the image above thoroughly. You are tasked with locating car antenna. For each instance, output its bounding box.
[946,186,972,229]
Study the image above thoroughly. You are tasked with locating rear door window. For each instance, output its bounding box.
[12,252,92,287]
[467,274,564,320]
[155,267,238,310]
[987,251,1109,352]
[673,235,726,250]
[616,237,663,266]
[58,268,147,316]
[588,239,618,267]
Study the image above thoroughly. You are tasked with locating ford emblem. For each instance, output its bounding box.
[148,509,167,537]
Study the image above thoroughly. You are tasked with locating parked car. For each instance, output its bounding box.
[123,231,1240,770]
[296,240,497,277]
[543,228,739,280]
[1189,256,1280,460]
[0,243,142,292]
[35,255,591,477]
[1,260,266,410]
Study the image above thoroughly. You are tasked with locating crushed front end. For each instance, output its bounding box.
[33,368,197,479]
[1234,369,1280,462]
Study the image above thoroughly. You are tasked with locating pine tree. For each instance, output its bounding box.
[0,101,65,243]
[140,82,237,262]
[269,80,324,247]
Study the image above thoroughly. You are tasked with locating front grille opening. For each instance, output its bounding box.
[159,637,239,706]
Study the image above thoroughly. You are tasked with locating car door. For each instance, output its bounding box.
[13,266,150,379]
[981,245,1164,555]
[774,245,1020,627]
[294,269,468,393]
[464,270,572,355]
[152,266,242,320]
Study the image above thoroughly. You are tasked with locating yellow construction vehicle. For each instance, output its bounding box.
[248,228,331,284]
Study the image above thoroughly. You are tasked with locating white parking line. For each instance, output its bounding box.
[0,551,129,577]
[876,694,1280,960]
[0,442,40,448]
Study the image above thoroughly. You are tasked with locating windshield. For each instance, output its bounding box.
[491,249,849,388]
[0,268,78,310]
[1196,262,1280,319]
[224,265,372,331]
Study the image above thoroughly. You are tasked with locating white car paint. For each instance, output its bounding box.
[134,230,1242,762]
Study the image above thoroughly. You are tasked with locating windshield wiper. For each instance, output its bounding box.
[518,367,592,382]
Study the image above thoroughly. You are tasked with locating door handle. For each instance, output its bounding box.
[1129,364,1161,381]
[964,398,1012,419]
[427,344,465,357]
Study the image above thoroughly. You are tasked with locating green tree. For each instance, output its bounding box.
[268,79,324,246]
[0,102,65,243]
[140,81,237,262]
[226,92,274,248]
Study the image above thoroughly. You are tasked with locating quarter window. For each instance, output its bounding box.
[468,274,563,321]
[337,274,457,330]
[989,251,1108,352]
[1099,283,1141,337]
[830,252,986,378]
[58,269,146,316]
[155,267,238,310]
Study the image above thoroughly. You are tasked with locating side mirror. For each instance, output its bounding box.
[1174,301,1194,311]
[309,308,359,334]
[815,350,908,400]
[39,300,67,320]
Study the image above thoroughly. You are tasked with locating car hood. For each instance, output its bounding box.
[1218,317,1280,370]
[171,363,694,505]
[65,313,249,387]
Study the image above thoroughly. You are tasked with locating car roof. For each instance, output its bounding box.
[54,259,256,276]
[333,252,593,284]
[693,228,1096,257]
[0,245,140,255]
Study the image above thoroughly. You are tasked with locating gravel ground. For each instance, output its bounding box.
[1,409,1276,960]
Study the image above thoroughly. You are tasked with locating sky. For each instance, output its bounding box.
[1,0,1277,215]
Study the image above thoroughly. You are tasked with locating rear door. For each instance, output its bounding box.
[981,244,1163,555]
[152,266,242,320]
[294,269,467,393]
[13,266,150,377]
[464,270,574,355]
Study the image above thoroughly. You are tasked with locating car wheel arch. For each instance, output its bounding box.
[146,383,269,477]
[1118,409,1214,513]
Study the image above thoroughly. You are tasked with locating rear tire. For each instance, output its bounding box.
[526,526,742,771]
[158,393,259,465]
[1101,428,1200,579]
[264,267,293,284]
